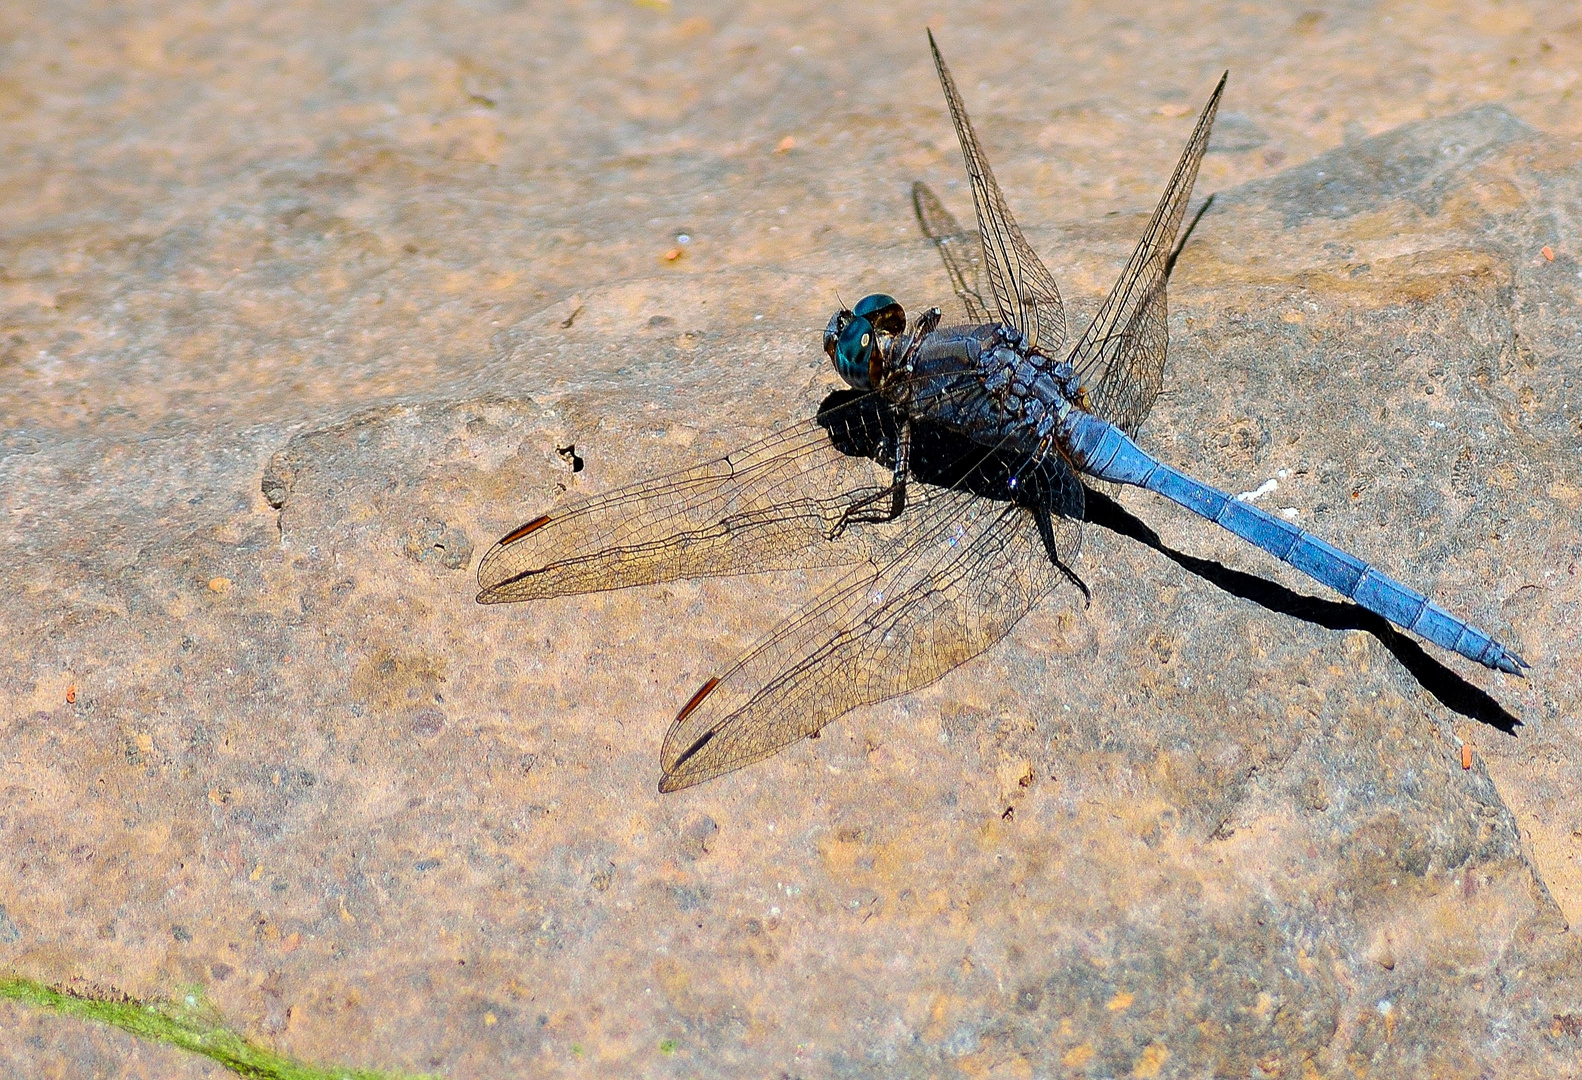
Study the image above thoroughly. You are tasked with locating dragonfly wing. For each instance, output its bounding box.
[912,181,991,324]
[1082,272,1169,438]
[476,395,899,603]
[1070,73,1225,436]
[928,31,1066,354]
[658,460,1085,792]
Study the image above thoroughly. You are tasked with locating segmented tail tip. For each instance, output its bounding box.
[1495,651,1530,677]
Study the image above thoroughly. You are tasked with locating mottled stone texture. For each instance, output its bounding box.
[3,2,1581,1078]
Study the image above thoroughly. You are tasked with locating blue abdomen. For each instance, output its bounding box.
[1063,411,1526,675]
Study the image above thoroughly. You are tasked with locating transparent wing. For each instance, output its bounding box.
[928,31,1066,354]
[912,180,991,324]
[1069,73,1225,436]
[657,455,1085,792]
[476,398,898,603]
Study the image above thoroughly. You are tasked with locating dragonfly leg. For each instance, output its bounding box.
[883,307,942,383]
[903,307,943,369]
[1034,505,1091,606]
[827,419,913,538]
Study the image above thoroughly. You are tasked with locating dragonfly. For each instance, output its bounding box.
[478,32,1528,793]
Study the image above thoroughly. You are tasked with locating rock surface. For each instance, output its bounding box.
[3,2,1581,1077]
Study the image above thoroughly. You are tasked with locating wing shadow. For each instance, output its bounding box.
[1082,486,1522,735]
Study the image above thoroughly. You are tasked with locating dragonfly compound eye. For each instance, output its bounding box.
[853,293,906,336]
[832,313,877,389]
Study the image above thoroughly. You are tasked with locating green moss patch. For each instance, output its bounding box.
[1,976,431,1080]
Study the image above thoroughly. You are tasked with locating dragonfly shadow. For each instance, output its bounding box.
[1082,488,1522,736]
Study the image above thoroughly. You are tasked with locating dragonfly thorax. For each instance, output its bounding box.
[978,337,1083,418]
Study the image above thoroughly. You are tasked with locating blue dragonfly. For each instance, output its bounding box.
[478,33,1527,792]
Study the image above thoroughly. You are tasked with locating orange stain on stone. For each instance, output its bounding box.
[1063,1043,1095,1067]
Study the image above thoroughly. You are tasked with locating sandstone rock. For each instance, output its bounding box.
[3,3,1580,1077]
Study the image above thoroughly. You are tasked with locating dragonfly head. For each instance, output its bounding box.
[824,293,906,390]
